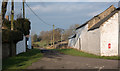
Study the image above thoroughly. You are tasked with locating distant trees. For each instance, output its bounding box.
[38,28,63,45]
[39,30,51,44]
[32,24,80,44]
[62,24,80,40]
[33,34,38,42]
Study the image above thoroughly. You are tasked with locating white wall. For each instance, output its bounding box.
[87,28,100,55]
[68,39,73,47]
[80,25,88,51]
[69,12,118,56]
[74,25,87,50]
[79,24,100,55]
[74,38,80,50]
[74,24,100,55]
[100,13,118,56]
[16,36,26,54]
[27,36,32,49]
[118,11,120,56]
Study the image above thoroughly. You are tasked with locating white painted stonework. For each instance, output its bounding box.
[100,13,118,56]
[68,39,73,47]
[27,36,32,49]
[74,24,100,55]
[16,36,26,54]
[68,12,119,56]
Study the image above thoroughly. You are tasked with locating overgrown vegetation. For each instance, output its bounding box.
[3,18,31,36]
[55,49,119,60]
[14,18,31,36]
[2,49,43,70]
[2,29,23,43]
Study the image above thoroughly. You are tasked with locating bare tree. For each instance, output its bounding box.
[33,34,38,42]
[63,24,80,40]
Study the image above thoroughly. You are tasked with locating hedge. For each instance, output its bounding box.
[2,29,23,43]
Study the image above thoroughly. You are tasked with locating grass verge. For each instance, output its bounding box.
[3,49,43,70]
[54,49,119,60]
[33,41,48,47]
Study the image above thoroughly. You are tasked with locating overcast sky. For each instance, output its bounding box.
[1,2,118,34]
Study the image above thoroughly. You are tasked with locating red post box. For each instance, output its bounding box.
[108,43,111,49]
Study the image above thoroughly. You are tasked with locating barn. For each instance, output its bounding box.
[68,5,119,56]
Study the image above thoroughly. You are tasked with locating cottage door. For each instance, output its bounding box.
[79,38,81,50]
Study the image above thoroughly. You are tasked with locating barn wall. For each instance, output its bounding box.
[74,25,87,50]
[16,36,26,54]
[80,25,88,51]
[74,24,100,55]
[100,13,118,56]
[118,10,120,67]
[87,28,100,55]
[80,24,100,55]
[68,39,74,48]
[74,38,80,50]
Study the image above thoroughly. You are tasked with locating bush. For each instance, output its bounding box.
[2,29,23,43]
[14,18,31,36]
[2,18,31,36]
[2,19,11,29]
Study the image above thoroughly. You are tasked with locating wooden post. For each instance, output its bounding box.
[53,24,55,48]
[51,35,52,46]
[23,0,25,18]
[23,0,28,51]
[11,0,14,30]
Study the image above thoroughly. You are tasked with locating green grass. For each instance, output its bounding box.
[33,41,48,47]
[3,49,43,70]
[55,49,119,60]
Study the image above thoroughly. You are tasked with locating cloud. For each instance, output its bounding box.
[24,2,118,34]
[27,3,98,13]
[88,10,103,17]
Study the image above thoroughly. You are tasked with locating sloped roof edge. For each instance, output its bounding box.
[76,5,116,30]
[88,8,119,31]
[68,34,76,39]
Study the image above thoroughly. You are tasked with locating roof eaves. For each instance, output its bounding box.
[76,5,116,31]
[88,9,118,31]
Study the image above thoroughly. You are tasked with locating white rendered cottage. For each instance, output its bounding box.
[68,5,119,56]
